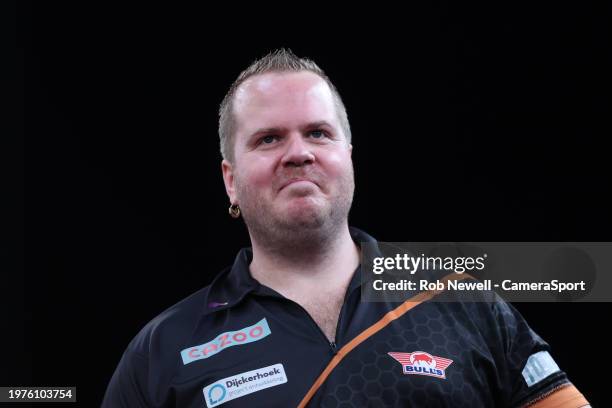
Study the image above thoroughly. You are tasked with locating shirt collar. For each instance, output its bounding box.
[203,226,382,315]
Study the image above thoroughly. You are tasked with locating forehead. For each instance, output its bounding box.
[232,71,338,134]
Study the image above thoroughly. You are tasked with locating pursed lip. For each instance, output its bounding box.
[278,178,318,192]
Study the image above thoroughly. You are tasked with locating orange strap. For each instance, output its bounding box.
[297,273,470,408]
[525,384,589,408]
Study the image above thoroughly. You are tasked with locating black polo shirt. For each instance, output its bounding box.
[102,227,585,407]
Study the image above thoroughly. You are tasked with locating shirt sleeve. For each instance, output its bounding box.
[102,347,152,408]
[488,299,581,407]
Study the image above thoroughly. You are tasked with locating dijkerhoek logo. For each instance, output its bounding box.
[202,363,287,408]
[181,318,271,365]
[207,384,226,406]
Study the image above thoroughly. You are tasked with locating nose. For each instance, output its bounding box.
[280,133,315,167]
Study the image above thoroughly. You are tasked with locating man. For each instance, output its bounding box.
[103,49,590,407]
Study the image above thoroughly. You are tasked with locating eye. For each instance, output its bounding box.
[309,129,326,139]
[258,135,279,145]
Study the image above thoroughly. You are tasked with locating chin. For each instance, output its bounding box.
[280,205,327,228]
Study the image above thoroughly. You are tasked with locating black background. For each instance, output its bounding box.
[14,1,611,406]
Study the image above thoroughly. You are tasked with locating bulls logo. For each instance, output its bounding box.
[388,351,454,379]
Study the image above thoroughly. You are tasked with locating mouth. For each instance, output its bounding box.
[279,178,318,192]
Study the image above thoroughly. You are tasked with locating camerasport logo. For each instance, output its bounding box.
[388,351,454,379]
[181,318,271,365]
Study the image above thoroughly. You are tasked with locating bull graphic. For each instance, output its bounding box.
[411,353,435,367]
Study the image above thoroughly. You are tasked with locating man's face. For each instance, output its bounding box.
[222,71,354,241]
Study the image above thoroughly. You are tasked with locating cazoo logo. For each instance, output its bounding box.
[181,318,271,365]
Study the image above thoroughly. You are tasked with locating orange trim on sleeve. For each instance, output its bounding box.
[297,273,471,408]
[525,384,589,408]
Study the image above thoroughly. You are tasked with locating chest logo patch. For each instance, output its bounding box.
[388,351,454,379]
[181,318,271,365]
[203,363,287,407]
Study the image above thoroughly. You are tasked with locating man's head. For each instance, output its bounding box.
[219,49,351,163]
[219,49,355,248]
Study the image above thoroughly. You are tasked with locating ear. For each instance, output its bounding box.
[221,159,237,204]
[348,143,353,156]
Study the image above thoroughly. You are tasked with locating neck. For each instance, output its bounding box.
[248,223,361,295]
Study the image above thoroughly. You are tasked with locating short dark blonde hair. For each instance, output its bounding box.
[218,48,352,162]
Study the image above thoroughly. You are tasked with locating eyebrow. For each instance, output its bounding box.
[247,121,334,142]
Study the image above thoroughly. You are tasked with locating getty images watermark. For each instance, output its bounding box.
[360,242,612,302]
